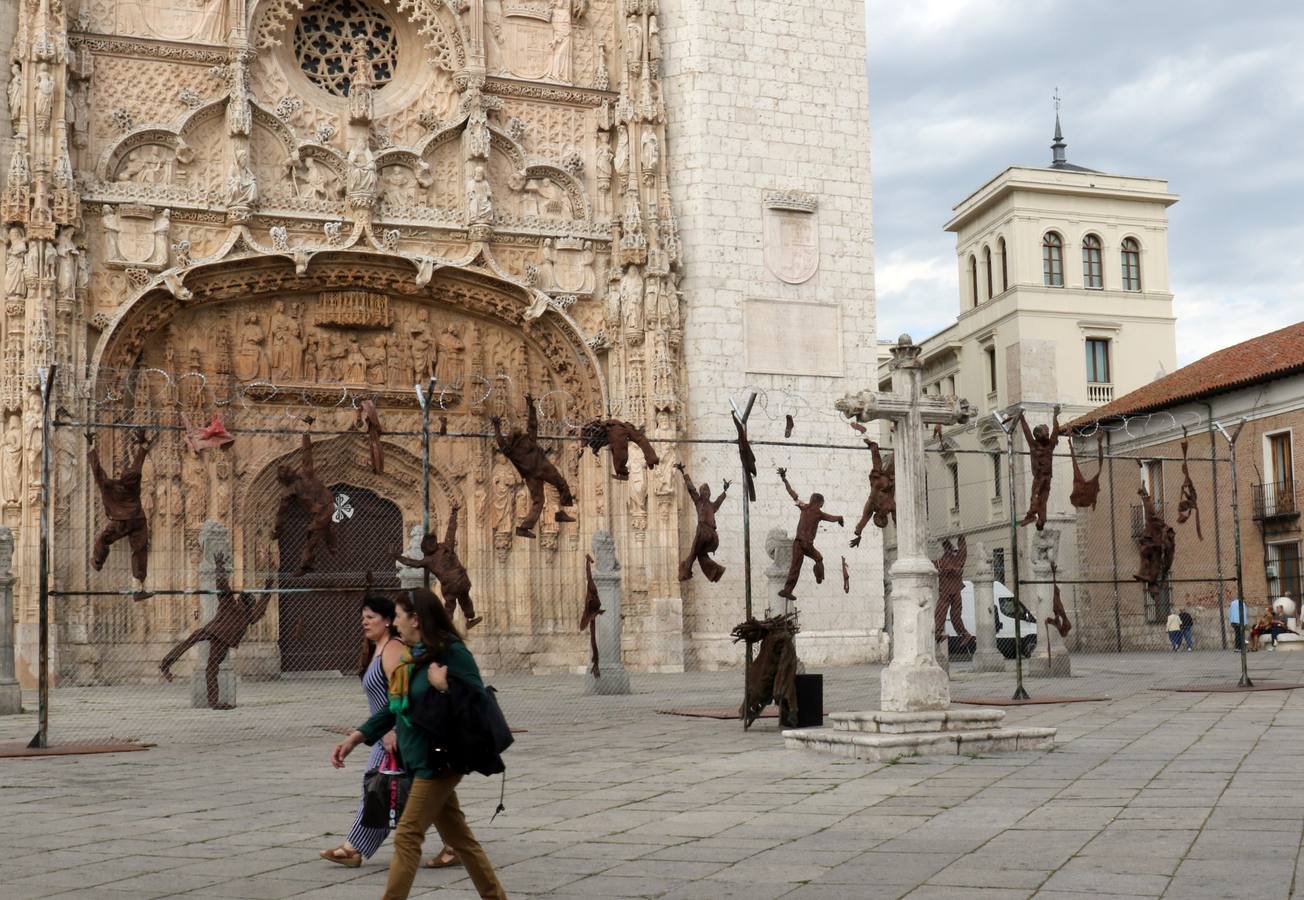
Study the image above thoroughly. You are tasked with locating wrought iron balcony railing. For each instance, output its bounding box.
[1254,480,1298,520]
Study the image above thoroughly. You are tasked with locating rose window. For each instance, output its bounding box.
[293,0,398,97]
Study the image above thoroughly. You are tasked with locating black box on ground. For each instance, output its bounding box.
[795,673,823,728]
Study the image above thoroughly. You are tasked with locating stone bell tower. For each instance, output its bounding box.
[660,1,882,667]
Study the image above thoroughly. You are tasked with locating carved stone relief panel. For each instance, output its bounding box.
[112,0,231,44]
[88,56,218,157]
[762,190,820,285]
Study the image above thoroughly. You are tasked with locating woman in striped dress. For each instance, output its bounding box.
[320,595,406,867]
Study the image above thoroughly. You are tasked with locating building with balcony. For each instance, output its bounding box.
[878,119,1179,641]
[1069,320,1304,649]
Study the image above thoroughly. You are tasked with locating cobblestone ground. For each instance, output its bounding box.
[2,650,1302,899]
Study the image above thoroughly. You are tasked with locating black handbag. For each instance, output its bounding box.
[361,751,411,831]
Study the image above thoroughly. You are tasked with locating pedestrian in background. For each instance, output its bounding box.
[1166,611,1182,651]
[1228,597,1247,651]
[1179,608,1194,652]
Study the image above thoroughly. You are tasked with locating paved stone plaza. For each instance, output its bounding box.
[2,651,1302,899]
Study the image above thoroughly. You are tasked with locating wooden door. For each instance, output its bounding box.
[277,484,403,673]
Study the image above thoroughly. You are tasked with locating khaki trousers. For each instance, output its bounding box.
[383,774,507,900]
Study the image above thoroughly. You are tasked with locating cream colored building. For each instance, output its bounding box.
[880,122,1178,628]
[1,0,880,685]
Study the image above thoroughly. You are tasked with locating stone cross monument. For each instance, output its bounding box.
[785,336,1056,760]
[835,336,973,711]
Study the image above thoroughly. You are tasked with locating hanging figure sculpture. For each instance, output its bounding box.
[273,418,337,576]
[1068,432,1104,510]
[849,423,895,548]
[1017,405,1061,530]
[580,554,604,678]
[732,410,757,501]
[395,505,480,629]
[159,554,272,709]
[88,428,156,601]
[732,612,800,728]
[1134,470,1176,600]
[354,397,384,475]
[776,467,844,601]
[1046,561,1072,637]
[675,462,730,582]
[932,536,971,648]
[578,418,660,480]
[1176,432,1203,540]
[492,393,576,538]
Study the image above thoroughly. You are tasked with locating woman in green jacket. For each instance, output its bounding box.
[331,588,507,900]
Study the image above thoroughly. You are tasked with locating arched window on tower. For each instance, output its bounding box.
[969,254,979,307]
[1082,234,1103,289]
[998,236,1008,292]
[983,245,993,300]
[1121,237,1142,291]
[1042,232,1064,287]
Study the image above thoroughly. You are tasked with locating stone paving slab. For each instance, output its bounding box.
[2,652,1302,898]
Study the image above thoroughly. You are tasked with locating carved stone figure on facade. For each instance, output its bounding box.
[348,44,374,124]
[579,418,659,481]
[1017,405,1061,530]
[267,301,301,380]
[1,414,21,505]
[466,164,494,225]
[435,323,466,386]
[548,0,574,82]
[648,14,663,75]
[595,141,613,195]
[298,156,342,201]
[34,64,53,133]
[619,265,644,343]
[224,148,258,211]
[53,227,78,302]
[933,536,970,646]
[346,141,378,206]
[640,128,659,183]
[235,313,267,381]
[6,61,21,134]
[4,227,27,300]
[396,505,481,629]
[274,423,337,576]
[344,336,368,383]
[159,554,272,710]
[354,397,384,474]
[492,394,576,538]
[1134,472,1176,600]
[101,206,120,262]
[776,467,844,601]
[1069,433,1104,510]
[613,124,630,183]
[88,429,156,600]
[676,462,729,582]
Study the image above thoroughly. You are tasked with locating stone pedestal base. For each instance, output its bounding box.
[881,658,949,712]
[1025,626,1071,677]
[784,708,1056,762]
[969,648,1007,673]
[190,647,237,709]
[0,680,20,714]
[585,667,631,695]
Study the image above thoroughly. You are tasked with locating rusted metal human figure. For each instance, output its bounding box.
[849,424,895,548]
[676,462,730,582]
[395,505,480,629]
[1017,405,1062,530]
[933,536,971,646]
[776,467,844,601]
[579,553,604,678]
[1046,562,1072,637]
[732,612,800,728]
[1069,433,1104,510]
[1134,474,1176,600]
[355,398,384,475]
[87,428,156,601]
[578,418,660,480]
[1176,433,1202,539]
[492,394,575,539]
[159,554,272,709]
[273,418,336,576]
[732,411,757,501]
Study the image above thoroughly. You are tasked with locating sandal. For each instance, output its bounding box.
[320,845,363,868]
[423,847,461,869]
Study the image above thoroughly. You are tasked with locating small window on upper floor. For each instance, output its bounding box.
[1086,338,1111,384]
[969,255,979,307]
[998,236,1008,292]
[1042,232,1064,287]
[985,346,998,394]
[983,245,993,300]
[1082,234,1103,289]
[1121,238,1142,291]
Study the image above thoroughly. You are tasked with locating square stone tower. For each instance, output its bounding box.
[660,1,882,667]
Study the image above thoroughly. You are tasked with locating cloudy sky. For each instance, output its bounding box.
[864,0,1304,366]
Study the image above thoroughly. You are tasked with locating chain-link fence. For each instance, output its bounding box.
[19,363,889,747]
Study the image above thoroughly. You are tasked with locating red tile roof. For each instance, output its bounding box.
[1072,320,1304,427]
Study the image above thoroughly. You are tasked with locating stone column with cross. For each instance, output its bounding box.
[835,336,973,711]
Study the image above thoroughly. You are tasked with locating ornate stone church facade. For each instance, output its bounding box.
[1,0,879,686]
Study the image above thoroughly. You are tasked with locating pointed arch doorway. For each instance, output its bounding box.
[277,484,403,673]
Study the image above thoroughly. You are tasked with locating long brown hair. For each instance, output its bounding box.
[395,588,461,663]
[355,594,398,677]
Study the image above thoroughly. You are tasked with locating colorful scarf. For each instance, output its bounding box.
[387,643,423,726]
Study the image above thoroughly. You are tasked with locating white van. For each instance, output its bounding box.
[945,580,1038,660]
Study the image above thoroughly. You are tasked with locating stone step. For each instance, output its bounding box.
[784,724,1056,762]
[831,708,1006,734]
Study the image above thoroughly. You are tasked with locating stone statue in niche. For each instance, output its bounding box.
[518,176,564,220]
[117,146,172,185]
[488,466,515,535]
[466,165,494,225]
[641,128,659,182]
[613,125,629,181]
[234,313,268,381]
[435,324,466,387]
[344,337,368,383]
[346,141,378,205]
[364,336,387,385]
[381,165,418,205]
[625,20,643,78]
[267,302,302,380]
[548,0,574,83]
[4,227,27,299]
[1,413,21,505]
[101,206,120,262]
[648,14,662,75]
[595,141,613,195]
[34,63,53,133]
[409,319,434,385]
[224,148,258,210]
[294,157,343,201]
[620,265,644,343]
[7,61,21,134]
